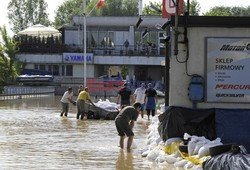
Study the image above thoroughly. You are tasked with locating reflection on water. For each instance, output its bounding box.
[0,95,166,169]
[116,150,134,170]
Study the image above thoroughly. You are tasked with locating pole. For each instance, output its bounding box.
[174,0,179,55]
[83,0,87,87]
[165,28,170,108]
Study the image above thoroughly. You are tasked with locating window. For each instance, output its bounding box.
[48,65,52,72]
[39,65,45,70]
[150,31,157,46]
[159,31,166,55]
[53,65,59,76]
[90,32,97,47]
[34,64,38,70]
[108,32,114,47]
[99,31,107,47]
[62,65,65,76]
[66,65,73,76]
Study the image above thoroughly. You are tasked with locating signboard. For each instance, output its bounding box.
[162,0,183,18]
[63,53,94,64]
[206,37,250,102]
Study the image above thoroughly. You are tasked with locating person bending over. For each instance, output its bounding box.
[60,87,75,117]
[115,102,141,152]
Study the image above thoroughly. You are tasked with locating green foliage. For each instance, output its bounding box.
[205,6,231,16]
[121,66,128,79]
[89,0,138,16]
[0,26,23,85]
[189,0,200,16]
[54,0,139,28]
[143,2,162,16]
[183,0,201,16]
[53,0,89,28]
[8,0,50,34]
[204,6,250,16]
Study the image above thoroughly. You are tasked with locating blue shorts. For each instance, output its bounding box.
[140,103,144,111]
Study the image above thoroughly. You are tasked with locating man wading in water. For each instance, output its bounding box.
[115,102,141,152]
[60,87,75,117]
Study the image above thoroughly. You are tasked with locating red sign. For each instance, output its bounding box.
[162,0,183,18]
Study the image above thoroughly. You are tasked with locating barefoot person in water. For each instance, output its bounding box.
[115,102,141,152]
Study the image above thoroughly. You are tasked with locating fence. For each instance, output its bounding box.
[0,86,55,101]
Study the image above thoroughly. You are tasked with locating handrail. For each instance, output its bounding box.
[18,43,163,56]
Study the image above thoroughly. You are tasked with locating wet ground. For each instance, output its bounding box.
[0,95,170,170]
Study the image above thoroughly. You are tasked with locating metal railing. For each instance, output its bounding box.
[0,86,55,101]
[18,43,163,56]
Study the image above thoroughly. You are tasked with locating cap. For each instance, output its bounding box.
[85,87,89,90]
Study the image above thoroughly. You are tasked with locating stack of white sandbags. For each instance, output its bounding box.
[140,115,223,169]
[94,99,119,112]
[184,133,223,158]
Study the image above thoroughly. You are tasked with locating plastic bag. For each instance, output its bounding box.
[203,145,250,170]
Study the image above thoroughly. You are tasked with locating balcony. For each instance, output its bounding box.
[17,39,163,56]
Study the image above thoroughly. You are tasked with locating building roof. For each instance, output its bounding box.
[170,16,250,28]
[73,16,167,27]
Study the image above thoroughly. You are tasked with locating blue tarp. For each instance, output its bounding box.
[215,109,250,152]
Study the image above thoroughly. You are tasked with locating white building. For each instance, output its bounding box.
[16,16,168,88]
[168,16,250,109]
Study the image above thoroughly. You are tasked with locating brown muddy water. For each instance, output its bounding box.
[0,95,168,170]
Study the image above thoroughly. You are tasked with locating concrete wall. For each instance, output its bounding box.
[170,27,250,109]
[94,55,164,65]
[17,54,62,63]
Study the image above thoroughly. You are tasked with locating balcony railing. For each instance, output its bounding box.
[18,43,163,56]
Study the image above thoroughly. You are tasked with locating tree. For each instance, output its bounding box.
[204,6,250,16]
[183,0,201,16]
[204,6,231,16]
[0,26,22,84]
[54,0,90,28]
[189,0,200,16]
[53,0,139,28]
[8,0,50,34]
[143,2,162,16]
[121,0,139,16]
[89,0,138,16]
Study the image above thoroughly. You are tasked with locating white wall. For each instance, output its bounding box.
[94,55,164,65]
[17,54,61,63]
[170,27,250,109]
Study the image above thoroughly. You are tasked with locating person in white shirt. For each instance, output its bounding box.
[60,87,75,117]
[133,83,146,118]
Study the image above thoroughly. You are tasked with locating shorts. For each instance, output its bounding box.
[115,118,134,137]
[140,103,145,111]
[61,102,69,113]
[121,100,130,106]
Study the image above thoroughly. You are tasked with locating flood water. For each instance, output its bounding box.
[0,95,168,170]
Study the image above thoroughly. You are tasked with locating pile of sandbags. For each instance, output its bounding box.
[140,116,222,169]
[94,99,119,112]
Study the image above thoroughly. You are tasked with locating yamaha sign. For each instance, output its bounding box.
[63,53,94,64]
